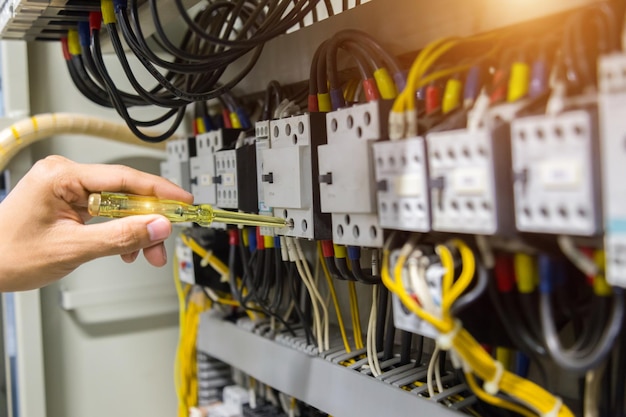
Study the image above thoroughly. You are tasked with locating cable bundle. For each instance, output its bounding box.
[308,29,404,112]
[63,0,324,142]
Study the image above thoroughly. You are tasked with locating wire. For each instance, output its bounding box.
[348,281,364,350]
[292,238,330,352]
[427,345,441,398]
[382,234,575,417]
[317,243,352,353]
[366,285,382,376]
[539,287,624,373]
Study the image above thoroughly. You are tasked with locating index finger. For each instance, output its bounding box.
[75,162,194,204]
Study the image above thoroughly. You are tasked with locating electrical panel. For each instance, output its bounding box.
[427,112,514,236]
[318,101,391,247]
[255,121,274,236]
[600,54,626,287]
[215,150,239,210]
[261,113,330,240]
[190,129,240,205]
[161,138,192,192]
[511,109,601,236]
[373,138,431,232]
[21,2,624,417]
[215,143,258,212]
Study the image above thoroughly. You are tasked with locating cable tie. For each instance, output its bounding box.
[200,250,213,267]
[483,361,504,395]
[541,397,563,417]
[436,319,462,350]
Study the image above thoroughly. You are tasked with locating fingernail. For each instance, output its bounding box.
[161,244,167,263]
[147,218,170,242]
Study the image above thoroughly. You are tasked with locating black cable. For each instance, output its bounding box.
[601,355,612,417]
[414,335,424,366]
[309,40,328,96]
[263,80,283,120]
[323,256,346,280]
[349,259,380,285]
[65,58,112,107]
[488,276,546,356]
[383,298,396,361]
[173,0,321,47]
[226,237,296,335]
[399,331,412,366]
[118,5,267,102]
[269,250,285,312]
[612,301,626,416]
[90,28,185,142]
[334,256,355,281]
[540,287,624,373]
[375,286,388,352]
[288,262,313,345]
[323,0,334,16]
[259,248,274,303]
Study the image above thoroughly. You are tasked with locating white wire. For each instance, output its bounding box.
[584,366,604,417]
[427,345,441,398]
[286,238,323,351]
[557,235,599,277]
[408,254,437,314]
[294,239,329,351]
[293,258,323,350]
[294,238,330,351]
[435,349,444,393]
[367,285,382,377]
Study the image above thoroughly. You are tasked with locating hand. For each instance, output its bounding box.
[0,155,193,291]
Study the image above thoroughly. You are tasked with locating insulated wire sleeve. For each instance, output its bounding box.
[0,113,167,171]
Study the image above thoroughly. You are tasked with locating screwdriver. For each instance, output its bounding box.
[87,192,289,228]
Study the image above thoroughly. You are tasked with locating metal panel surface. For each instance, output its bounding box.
[197,313,462,417]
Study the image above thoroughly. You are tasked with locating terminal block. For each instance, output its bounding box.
[261,113,330,240]
[318,101,392,247]
[389,250,439,339]
[189,129,240,204]
[373,137,431,232]
[160,138,194,192]
[511,109,601,236]
[426,114,514,235]
[255,121,275,236]
[214,142,258,213]
[599,54,626,287]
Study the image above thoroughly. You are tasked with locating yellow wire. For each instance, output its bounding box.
[348,281,364,350]
[394,37,458,113]
[381,236,574,417]
[465,373,536,417]
[173,253,187,417]
[180,234,257,319]
[317,243,352,353]
[440,239,476,320]
[392,32,503,120]
[180,234,229,277]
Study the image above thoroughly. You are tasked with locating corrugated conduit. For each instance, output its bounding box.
[0,113,168,171]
